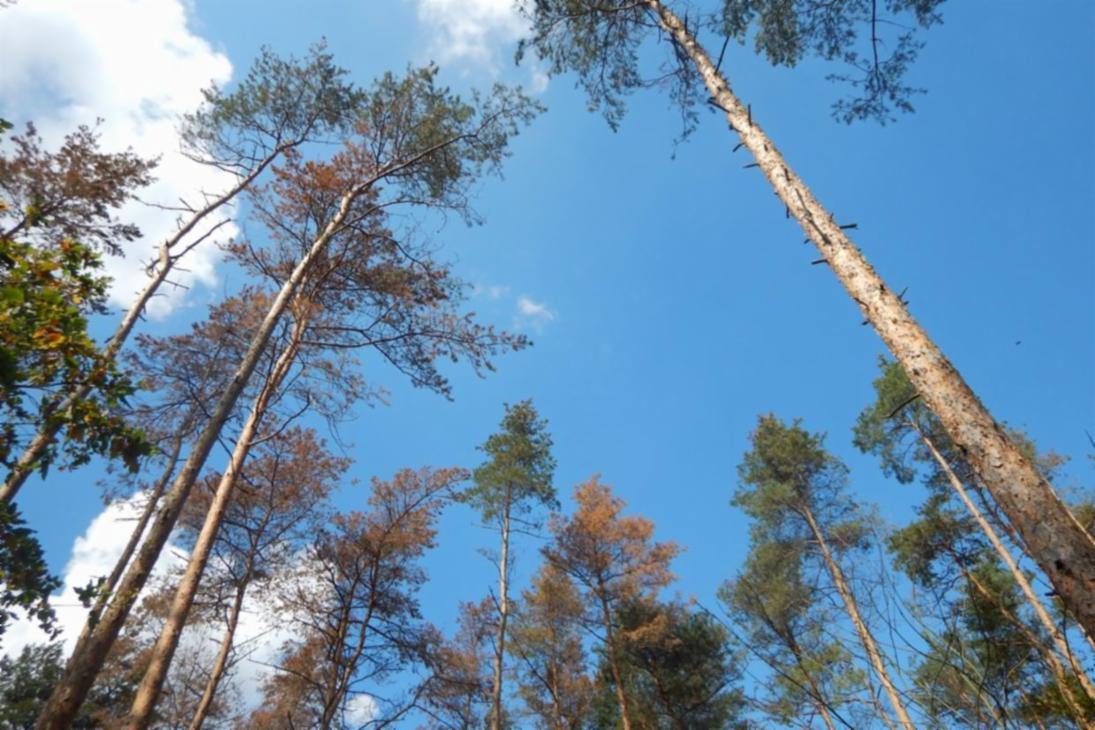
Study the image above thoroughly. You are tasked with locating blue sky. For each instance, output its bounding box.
[2,0,1093,717]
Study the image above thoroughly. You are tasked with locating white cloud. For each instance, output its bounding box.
[0,493,296,717]
[412,0,549,92]
[516,294,555,330]
[0,0,235,317]
[345,693,379,726]
[2,493,186,657]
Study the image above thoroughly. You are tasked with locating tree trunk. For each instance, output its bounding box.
[78,427,187,649]
[128,318,305,728]
[34,183,363,730]
[961,563,1093,728]
[799,505,915,729]
[915,422,1095,704]
[1,153,279,504]
[781,633,840,730]
[643,0,1095,631]
[186,561,252,730]
[490,488,512,730]
[598,594,633,730]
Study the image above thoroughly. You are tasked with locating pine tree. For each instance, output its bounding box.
[729,414,914,727]
[517,0,1095,629]
[463,400,557,729]
[544,477,680,730]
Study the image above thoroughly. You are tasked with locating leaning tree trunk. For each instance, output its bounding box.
[914,421,1095,704]
[77,426,188,649]
[799,505,915,730]
[598,594,633,730]
[187,553,256,730]
[1,151,282,505]
[644,0,1095,631]
[960,559,1094,727]
[34,183,366,730]
[127,316,307,728]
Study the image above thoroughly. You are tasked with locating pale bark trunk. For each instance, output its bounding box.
[490,488,512,730]
[598,594,632,730]
[915,422,1095,704]
[127,318,305,728]
[34,183,362,730]
[1,153,280,504]
[799,506,915,730]
[644,0,1095,631]
[962,565,1093,728]
[782,631,839,730]
[186,561,252,730]
[78,427,187,649]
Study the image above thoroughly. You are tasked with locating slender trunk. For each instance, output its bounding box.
[915,423,1095,703]
[961,564,1093,728]
[799,505,915,729]
[186,561,253,730]
[79,427,187,647]
[1,153,280,504]
[35,183,362,730]
[787,643,839,730]
[801,668,838,730]
[321,572,379,730]
[549,669,564,730]
[644,0,1095,630]
[127,314,305,728]
[598,594,632,730]
[490,488,512,730]
[779,621,839,730]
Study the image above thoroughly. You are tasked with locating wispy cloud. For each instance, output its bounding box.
[472,283,511,300]
[411,0,549,92]
[0,0,235,317]
[516,295,556,330]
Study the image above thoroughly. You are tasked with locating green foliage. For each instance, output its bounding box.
[0,234,147,639]
[464,399,557,524]
[0,125,152,639]
[594,600,746,729]
[0,501,59,638]
[0,641,136,728]
[721,538,865,727]
[0,641,65,729]
[518,1,656,132]
[735,414,869,551]
[723,415,880,726]
[720,0,945,122]
[181,41,363,169]
[518,0,944,131]
[0,236,148,476]
[856,358,1087,727]
[356,65,543,219]
[907,559,1054,728]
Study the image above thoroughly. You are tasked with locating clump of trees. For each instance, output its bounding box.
[2,2,1093,728]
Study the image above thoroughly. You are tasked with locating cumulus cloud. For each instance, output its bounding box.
[0,0,235,317]
[0,493,297,716]
[516,294,555,330]
[2,493,186,657]
[412,0,549,92]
